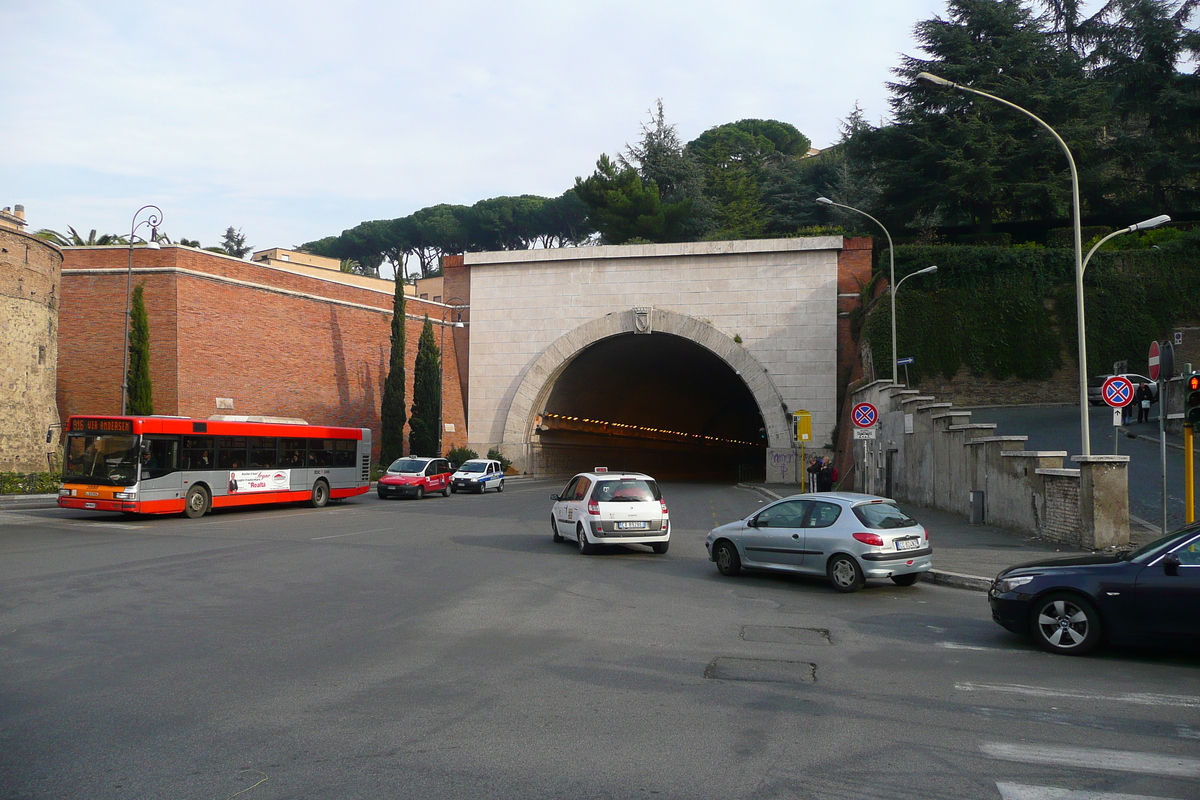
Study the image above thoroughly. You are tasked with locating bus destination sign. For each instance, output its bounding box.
[69,418,134,434]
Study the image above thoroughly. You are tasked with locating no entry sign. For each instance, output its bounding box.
[852,402,878,428]
[1149,340,1161,381]
[1101,376,1135,408]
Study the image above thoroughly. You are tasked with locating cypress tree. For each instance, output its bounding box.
[126,282,154,415]
[380,277,407,465]
[408,315,441,456]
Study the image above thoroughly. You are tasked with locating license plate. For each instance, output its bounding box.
[84,502,96,509]
[895,537,921,551]
[616,521,648,530]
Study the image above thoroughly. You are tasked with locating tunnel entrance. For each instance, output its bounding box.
[531,333,766,480]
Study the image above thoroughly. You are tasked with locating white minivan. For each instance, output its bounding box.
[550,471,670,555]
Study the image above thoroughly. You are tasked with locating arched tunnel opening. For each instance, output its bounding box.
[532,333,767,480]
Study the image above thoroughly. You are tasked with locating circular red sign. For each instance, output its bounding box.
[852,402,878,428]
[1101,376,1135,408]
[1148,340,1161,381]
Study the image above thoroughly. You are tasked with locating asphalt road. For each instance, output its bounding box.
[3,483,1198,800]
[966,404,1193,533]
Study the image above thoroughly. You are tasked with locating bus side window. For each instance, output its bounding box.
[142,437,179,479]
[334,440,357,467]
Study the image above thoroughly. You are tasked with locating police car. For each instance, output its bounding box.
[450,459,505,494]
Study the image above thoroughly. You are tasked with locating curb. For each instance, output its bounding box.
[0,494,59,510]
[921,569,991,593]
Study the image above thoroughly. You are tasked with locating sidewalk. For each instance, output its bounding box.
[747,483,1121,593]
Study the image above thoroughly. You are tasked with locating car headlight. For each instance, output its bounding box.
[994,575,1034,593]
[59,488,73,496]
[114,491,137,500]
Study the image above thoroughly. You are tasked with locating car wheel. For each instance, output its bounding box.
[310,480,330,508]
[714,540,741,576]
[184,485,210,519]
[1031,592,1101,656]
[377,487,388,499]
[651,540,669,555]
[551,514,563,543]
[576,524,597,555]
[442,484,450,497]
[414,486,425,500]
[891,573,920,587]
[476,483,485,494]
[497,480,504,493]
[827,554,865,593]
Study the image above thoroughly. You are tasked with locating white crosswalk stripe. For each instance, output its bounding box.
[982,742,1200,778]
[997,782,1186,800]
[957,682,1200,709]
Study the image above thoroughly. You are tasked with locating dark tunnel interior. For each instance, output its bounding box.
[532,333,766,480]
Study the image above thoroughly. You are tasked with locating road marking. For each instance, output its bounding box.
[957,682,1200,709]
[983,743,1200,778]
[311,527,396,540]
[997,782,1185,800]
[937,641,1008,652]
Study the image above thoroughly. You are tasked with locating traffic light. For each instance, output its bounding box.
[1188,374,1200,424]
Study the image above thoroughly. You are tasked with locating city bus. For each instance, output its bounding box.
[58,415,371,518]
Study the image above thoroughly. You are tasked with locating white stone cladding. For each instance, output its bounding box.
[464,237,842,466]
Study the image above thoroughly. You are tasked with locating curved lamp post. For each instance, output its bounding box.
[915,71,1095,455]
[816,196,899,386]
[122,205,162,415]
[892,266,938,387]
[438,296,468,457]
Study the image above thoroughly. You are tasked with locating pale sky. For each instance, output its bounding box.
[3,0,954,253]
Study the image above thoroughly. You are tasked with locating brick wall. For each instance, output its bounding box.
[1,230,62,471]
[1038,471,1083,546]
[832,237,876,481]
[58,246,467,460]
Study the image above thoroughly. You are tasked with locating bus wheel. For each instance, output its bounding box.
[184,485,210,519]
[310,480,330,508]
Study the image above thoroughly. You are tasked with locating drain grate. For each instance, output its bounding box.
[740,625,831,645]
[704,657,816,684]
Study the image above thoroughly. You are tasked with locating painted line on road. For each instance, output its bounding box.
[311,527,396,540]
[983,742,1200,778]
[997,781,1185,800]
[936,641,1013,652]
[957,682,1200,709]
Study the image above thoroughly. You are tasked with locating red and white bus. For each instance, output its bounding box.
[58,415,371,518]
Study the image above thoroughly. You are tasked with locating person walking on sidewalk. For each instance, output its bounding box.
[1136,382,1153,424]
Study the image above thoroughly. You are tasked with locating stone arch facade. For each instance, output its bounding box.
[500,308,789,464]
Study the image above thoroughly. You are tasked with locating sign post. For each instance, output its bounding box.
[852,402,879,493]
[793,411,811,491]
[1101,375,1134,455]
[1150,340,1168,534]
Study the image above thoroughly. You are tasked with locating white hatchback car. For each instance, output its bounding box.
[450,458,505,494]
[550,471,670,554]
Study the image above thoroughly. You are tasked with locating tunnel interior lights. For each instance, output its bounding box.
[540,413,759,447]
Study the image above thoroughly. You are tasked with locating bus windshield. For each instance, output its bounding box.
[64,433,140,486]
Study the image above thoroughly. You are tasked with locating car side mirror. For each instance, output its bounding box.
[746,517,759,528]
[550,494,560,501]
[1164,553,1181,576]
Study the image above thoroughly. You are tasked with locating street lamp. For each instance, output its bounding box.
[892,266,938,387]
[915,71,1094,455]
[816,196,900,386]
[438,296,467,457]
[122,205,162,415]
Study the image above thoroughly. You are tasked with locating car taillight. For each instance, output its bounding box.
[853,532,884,547]
[924,528,929,541]
[588,499,600,515]
[660,499,668,516]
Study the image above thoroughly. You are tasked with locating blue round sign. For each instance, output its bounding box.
[1101,376,1134,408]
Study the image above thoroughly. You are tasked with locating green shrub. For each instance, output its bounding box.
[1,472,62,495]
[447,446,478,469]
[487,447,513,474]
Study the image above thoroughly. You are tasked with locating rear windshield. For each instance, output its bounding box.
[592,479,661,503]
[853,502,918,530]
[388,458,429,473]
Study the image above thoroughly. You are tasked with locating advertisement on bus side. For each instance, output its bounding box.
[228,470,290,494]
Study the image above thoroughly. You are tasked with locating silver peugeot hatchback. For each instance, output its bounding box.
[705,492,932,592]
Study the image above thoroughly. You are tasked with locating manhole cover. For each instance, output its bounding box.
[704,657,816,684]
[740,625,831,645]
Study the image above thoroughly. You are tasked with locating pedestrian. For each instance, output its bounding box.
[806,457,822,493]
[1136,382,1152,424]
[818,458,834,492]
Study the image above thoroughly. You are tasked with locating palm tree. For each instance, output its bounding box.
[34,226,127,247]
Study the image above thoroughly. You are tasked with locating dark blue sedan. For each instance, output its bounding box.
[989,526,1200,655]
